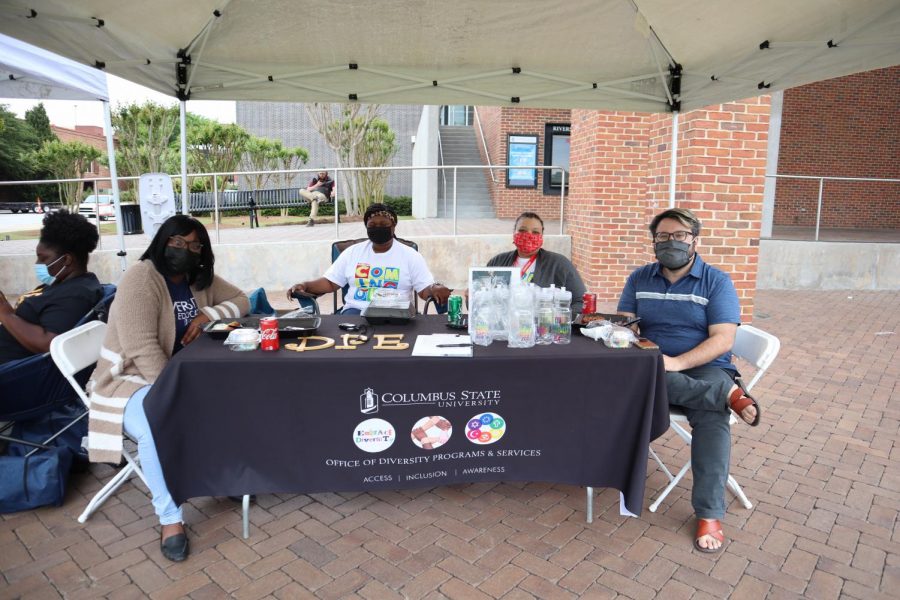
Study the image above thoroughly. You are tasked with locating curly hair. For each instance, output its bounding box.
[39,209,100,267]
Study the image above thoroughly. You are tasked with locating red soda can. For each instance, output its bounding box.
[582,292,597,315]
[259,317,280,351]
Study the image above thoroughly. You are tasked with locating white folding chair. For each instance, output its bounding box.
[647,324,781,513]
[50,321,147,523]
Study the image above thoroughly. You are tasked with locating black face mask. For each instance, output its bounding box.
[654,240,694,270]
[367,226,393,245]
[164,246,201,275]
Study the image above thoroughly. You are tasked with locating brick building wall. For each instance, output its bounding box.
[474,106,572,220]
[569,97,769,321]
[775,65,900,229]
[51,125,112,191]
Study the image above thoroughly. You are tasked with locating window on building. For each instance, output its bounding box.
[543,123,570,194]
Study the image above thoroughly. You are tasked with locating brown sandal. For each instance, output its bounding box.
[694,519,725,553]
[728,379,761,426]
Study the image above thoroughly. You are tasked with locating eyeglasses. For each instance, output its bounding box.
[653,231,695,243]
[169,236,204,253]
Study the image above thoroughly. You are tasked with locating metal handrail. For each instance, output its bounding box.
[472,106,497,184]
[437,130,448,217]
[765,173,900,241]
[0,164,568,237]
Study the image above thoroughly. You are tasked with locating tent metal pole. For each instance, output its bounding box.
[668,111,679,208]
[180,101,188,214]
[102,100,127,273]
[213,176,220,243]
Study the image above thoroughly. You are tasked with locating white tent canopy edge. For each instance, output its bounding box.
[1,1,898,216]
[0,33,127,271]
[0,1,897,111]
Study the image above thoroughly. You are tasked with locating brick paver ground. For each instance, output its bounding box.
[2,289,898,599]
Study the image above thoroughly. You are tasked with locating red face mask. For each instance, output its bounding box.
[513,231,543,255]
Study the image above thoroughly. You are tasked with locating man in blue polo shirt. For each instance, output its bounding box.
[618,208,760,554]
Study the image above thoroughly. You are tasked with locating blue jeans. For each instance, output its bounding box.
[340,307,362,315]
[123,386,183,525]
[665,366,735,520]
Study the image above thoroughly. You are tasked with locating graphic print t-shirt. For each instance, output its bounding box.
[165,277,198,354]
[323,241,434,312]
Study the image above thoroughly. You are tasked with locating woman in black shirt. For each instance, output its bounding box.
[0,210,102,365]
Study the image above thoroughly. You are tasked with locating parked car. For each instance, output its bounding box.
[78,194,115,220]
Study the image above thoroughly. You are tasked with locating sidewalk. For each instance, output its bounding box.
[1,290,898,599]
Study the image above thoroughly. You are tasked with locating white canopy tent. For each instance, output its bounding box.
[0,33,126,270]
[0,0,897,209]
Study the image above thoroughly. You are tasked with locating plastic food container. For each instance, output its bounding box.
[223,328,260,351]
[605,328,633,349]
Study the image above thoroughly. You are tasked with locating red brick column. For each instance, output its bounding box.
[568,111,651,305]
[569,98,769,321]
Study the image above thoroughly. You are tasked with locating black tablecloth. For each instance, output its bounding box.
[144,316,669,514]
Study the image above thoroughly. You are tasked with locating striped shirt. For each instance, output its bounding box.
[617,255,740,369]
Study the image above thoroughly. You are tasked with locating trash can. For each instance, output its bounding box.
[120,203,143,235]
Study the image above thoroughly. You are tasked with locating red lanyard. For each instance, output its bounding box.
[519,254,537,279]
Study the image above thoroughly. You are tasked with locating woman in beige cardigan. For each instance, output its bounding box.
[89,215,249,562]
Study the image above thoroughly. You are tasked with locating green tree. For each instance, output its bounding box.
[188,120,250,191]
[110,102,179,199]
[241,137,285,192]
[25,103,56,145]
[355,118,398,212]
[0,105,41,182]
[28,140,101,208]
[306,103,380,215]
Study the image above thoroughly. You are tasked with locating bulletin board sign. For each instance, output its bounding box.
[506,134,538,188]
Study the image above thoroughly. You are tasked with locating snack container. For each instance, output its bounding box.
[223,328,260,351]
[605,329,632,349]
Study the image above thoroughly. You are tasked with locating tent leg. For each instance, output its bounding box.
[102,101,127,273]
[180,101,189,215]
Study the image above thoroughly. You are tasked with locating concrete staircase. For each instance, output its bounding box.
[437,126,495,218]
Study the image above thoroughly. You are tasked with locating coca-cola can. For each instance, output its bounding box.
[582,292,597,315]
[259,317,280,351]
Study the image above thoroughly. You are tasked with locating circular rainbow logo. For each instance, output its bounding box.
[466,412,505,445]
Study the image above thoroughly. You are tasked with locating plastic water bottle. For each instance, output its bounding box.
[508,286,536,348]
[535,287,555,345]
[470,287,493,346]
[552,287,572,344]
[490,280,510,342]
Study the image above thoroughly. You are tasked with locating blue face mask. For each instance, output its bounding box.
[34,255,65,287]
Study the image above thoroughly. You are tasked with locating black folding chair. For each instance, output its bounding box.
[0,283,116,457]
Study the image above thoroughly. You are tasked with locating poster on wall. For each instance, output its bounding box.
[507,134,538,188]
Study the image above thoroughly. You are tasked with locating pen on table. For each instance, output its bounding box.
[436,343,473,348]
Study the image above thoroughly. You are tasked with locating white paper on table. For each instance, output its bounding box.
[412,334,473,357]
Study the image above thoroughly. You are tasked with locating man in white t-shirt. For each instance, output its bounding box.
[287,204,452,314]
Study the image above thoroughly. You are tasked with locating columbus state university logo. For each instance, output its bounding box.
[360,387,379,414]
